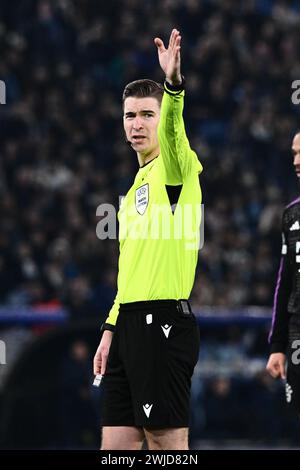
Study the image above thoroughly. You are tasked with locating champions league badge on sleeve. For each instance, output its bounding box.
[135,183,149,215]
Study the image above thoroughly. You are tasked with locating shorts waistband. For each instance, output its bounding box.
[119,299,191,313]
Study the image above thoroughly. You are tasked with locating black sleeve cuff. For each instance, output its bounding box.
[100,322,115,333]
[164,76,185,94]
[270,342,287,354]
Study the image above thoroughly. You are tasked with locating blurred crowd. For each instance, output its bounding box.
[1,0,300,319]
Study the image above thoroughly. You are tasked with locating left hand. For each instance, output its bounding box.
[154,29,182,86]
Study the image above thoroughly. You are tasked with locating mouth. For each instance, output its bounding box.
[132,136,146,143]
[296,169,300,177]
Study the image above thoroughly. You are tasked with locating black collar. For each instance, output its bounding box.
[139,156,159,169]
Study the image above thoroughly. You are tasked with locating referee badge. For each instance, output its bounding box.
[135,183,149,215]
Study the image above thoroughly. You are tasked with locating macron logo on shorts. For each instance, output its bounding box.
[161,324,172,338]
[143,403,153,418]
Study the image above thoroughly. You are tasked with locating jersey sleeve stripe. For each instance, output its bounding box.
[268,256,284,343]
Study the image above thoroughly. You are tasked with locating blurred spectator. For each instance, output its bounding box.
[58,340,97,448]
[202,376,249,438]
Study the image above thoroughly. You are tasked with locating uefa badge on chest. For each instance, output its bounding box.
[135,183,149,215]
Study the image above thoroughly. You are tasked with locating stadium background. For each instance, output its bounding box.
[1,0,300,449]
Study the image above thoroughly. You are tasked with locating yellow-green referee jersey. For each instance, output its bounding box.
[105,82,203,326]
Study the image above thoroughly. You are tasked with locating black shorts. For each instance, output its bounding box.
[101,299,200,429]
[286,341,300,415]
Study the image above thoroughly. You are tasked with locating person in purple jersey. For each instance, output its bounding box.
[266,132,300,415]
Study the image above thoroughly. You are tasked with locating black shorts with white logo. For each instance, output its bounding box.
[101,299,200,429]
[286,340,300,415]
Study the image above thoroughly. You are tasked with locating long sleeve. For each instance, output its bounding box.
[269,213,293,353]
[157,82,202,185]
[104,291,120,327]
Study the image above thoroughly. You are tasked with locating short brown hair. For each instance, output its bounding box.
[122,79,163,107]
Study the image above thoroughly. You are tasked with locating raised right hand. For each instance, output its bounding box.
[154,29,182,86]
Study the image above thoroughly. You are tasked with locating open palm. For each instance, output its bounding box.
[154,29,182,85]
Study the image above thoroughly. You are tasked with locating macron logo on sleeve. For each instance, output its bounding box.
[290,221,300,231]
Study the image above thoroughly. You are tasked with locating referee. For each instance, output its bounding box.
[267,131,300,417]
[94,29,202,450]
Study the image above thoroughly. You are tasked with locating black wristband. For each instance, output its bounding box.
[164,75,185,93]
[100,322,115,334]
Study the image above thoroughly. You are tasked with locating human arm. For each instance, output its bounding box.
[92,292,120,377]
[267,211,293,378]
[268,211,293,354]
[154,29,202,184]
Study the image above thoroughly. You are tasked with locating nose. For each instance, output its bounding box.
[294,153,300,166]
[132,116,143,130]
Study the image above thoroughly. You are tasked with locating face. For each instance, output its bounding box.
[292,133,300,180]
[123,96,160,159]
